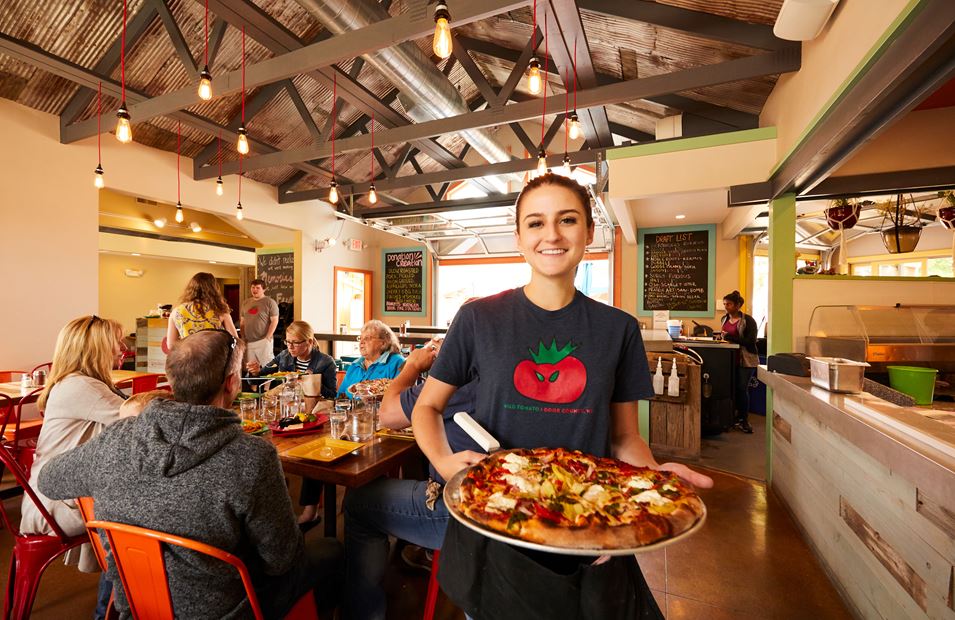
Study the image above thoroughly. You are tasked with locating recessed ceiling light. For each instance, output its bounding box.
[209,260,217,264]
[153,217,167,228]
[675,214,686,220]
[131,253,141,256]
[190,222,202,233]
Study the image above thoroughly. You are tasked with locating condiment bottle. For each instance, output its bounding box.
[667,360,680,397]
[652,358,664,395]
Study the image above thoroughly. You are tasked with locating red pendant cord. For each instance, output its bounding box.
[331,72,336,177]
[540,16,547,146]
[176,121,181,202]
[203,0,209,67]
[563,75,568,155]
[120,0,127,102]
[573,40,578,112]
[241,26,245,124]
[370,111,375,181]
[97,81,102,162]
[217,132,222,176]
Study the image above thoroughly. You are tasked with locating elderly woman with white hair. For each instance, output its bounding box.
[335,320,405,398]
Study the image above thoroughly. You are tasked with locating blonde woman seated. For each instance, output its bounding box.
[246,321,337,399]
[166,272,238,348]
[20,316,141,619]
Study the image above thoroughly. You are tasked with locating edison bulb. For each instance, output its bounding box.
[236,126,250,155]
[568,113,581,140]
[527,59,542,95]
[197,67,213,101]
[216,176,224,196]
[562,156,572,177]
[115,104,132,143]
[175,203,184,223]
[433,18,452,59]
[368,184,378,205]
[536,149,548,175]
[94,164,105,189]
[329,181,339,204]
[236,202,244,221]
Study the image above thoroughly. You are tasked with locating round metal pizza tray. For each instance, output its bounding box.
[443,468,707,556]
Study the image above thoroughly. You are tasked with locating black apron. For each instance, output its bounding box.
[438,520,664,620]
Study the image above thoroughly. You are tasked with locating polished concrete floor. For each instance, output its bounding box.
[1,463,851,619]
[699,414,768,481]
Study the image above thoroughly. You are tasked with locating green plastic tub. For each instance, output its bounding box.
[887,366,938,406]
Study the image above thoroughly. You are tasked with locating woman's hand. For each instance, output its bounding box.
[434,450,486,482]
[656,462,714,489]
[246,360,261,376]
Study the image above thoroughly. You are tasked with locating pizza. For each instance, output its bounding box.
[455,448,704,550]
[347,378,392,397]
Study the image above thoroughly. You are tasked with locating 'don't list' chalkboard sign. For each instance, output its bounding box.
[638,225,715,317]
[256,249,295,304]
[382,247,427,316]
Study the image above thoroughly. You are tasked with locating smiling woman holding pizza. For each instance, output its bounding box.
[412,173,713,619]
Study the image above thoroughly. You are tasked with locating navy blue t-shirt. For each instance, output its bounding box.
[429,288,653,458]
[400,380,481,482]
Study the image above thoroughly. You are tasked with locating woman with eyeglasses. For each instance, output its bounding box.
[246,320,337,399]
[20,315,133,617]
[335,320,405,398]
[166,272,239,349]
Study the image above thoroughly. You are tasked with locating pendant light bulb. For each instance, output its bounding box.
[153,217,167,228]
[536,148,548,175]
[527,58,542,95]
[94,164,105,189]
[235,201,244,221]
[190,221,202,233]
[236,125,250,155]
[562,155,572,177]
[432,2,452,59]
[328,181,339,204]
[216,176,224,196]
[197,66,213,101]
[368,184,378,205]
[115,103,132,143]
[568,112,581,140]
[175,202,184,223]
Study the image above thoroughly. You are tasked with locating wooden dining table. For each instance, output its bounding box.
[0,369,163,408]
[271,430,421,537]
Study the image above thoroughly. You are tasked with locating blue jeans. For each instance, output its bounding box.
[343,478,449,620]
[94,573,111,620]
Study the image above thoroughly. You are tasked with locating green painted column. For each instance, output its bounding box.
[765,193,796,483]
[638,400,650,442]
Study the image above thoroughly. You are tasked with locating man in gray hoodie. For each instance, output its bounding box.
[39,329,342,618]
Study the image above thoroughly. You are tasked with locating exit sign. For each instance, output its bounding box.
[347,238,364,251]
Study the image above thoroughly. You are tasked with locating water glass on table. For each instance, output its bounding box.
[329,398,350,440]
[347,402,375,442]
[261,395,279,423]
[239,398,258,422]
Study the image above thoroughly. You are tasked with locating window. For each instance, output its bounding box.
[334,268,372,358]
[849,253,951,278]
[927,257,954,278]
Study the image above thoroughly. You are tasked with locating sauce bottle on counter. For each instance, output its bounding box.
[652,358,665,395]
[667,360,680,397]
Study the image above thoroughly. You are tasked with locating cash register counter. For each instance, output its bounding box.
[759,368,955,620]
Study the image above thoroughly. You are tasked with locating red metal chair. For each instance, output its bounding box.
[1,388,44,477]
[423,549,441,620]
[84,519,319,620]
[0,442,87,620]
[28,363,51,377]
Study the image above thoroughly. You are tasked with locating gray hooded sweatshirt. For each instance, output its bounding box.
[39,398,312,619]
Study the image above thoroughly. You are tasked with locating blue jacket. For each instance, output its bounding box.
[336,351,405,397]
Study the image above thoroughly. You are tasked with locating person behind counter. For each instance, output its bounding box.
[411,172,712,619]
[166,272,239,348]
[246,320,337,399]
[335,320,405,397]
[720,290,759,434]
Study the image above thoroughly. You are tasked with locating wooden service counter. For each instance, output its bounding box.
[759,368,955,620]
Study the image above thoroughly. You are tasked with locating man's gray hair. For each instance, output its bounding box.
[166,331,246,404]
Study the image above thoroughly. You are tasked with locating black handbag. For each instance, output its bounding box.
[438,519,664,620]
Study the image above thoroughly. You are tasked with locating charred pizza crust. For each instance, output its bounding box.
[456,448,704,550]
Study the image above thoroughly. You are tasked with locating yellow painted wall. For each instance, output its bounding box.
[98,253,242,335]
[760,0,913,165]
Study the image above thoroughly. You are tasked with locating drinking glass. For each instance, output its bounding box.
[239,398,258,422]
[261,395,279,423]
[347,402,375,442]
[330,398,350,440]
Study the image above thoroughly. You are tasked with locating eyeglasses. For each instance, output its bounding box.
[356,335,380,343]
[195,329,237,384]
[285,339,307,347]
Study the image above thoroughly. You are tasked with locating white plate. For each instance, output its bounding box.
[443,468,707,556]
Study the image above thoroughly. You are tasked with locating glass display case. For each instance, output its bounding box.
[806,305,955,372]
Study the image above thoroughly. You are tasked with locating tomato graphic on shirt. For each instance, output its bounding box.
[513,339,587,403]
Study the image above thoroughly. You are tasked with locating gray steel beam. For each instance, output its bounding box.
[607,122,653,143]
[207,48,800,178]
[496,34,539,105]
[149,0,199,79]
[800,166,955,200]
[207,18,228,66]
[285,80,322,142]
[59,3,158,127]
[321,58,364,140]
[543,0,613,147]
[576,0,787,51]
[355,192,522,218]
[61,0,531,142]
[452,35,499,107]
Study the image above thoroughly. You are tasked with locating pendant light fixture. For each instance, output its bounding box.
[215,133,224,195]
[535,16,549,177]
[175,120,184,223]
[115,0,132,143]
[568,40,581,140]
[328,72,339,204]
[197,0,213,100]
[94,81,105,188]
[236,26,250,155]
[526,0,542,95]
[432,2,452,59]
[368,111,378,205]
[562,51,572,177]
[236,156,244,220]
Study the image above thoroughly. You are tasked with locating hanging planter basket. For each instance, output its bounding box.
[940,206,955,230]
[825,199,861,230]
[879,194,922,254]
[881,225,922,254]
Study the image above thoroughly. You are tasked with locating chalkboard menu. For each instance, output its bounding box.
[638,226,714,317]
[256,249,294,304]
[382,247,427,316]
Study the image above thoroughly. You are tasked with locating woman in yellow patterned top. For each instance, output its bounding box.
[166,272,239,348]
